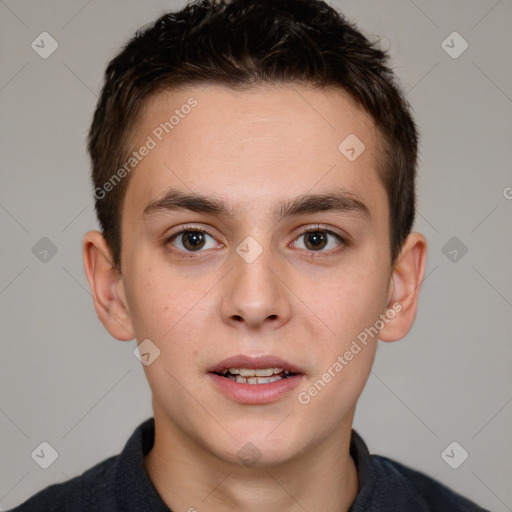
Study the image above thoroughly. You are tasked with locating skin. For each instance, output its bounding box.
[83,84,427,512]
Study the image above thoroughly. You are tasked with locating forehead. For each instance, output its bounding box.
[124,84,386,222]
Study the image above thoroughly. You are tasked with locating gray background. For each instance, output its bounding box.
[0,0,511,510]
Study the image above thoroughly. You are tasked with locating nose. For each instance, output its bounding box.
[220,241,292,331]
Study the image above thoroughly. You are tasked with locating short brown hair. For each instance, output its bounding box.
[88,0,418,270]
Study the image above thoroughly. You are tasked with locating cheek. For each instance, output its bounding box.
[122,260,180,339]
[298,257,389,344]
[296,266,385,419]
[123,257,216,353]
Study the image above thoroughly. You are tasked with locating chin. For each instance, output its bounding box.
[211,422,310,469]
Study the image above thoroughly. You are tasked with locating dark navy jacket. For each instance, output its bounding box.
[9,417,491,511]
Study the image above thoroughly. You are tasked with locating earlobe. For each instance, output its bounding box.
[82,230,134,341]
[379,232,427,343]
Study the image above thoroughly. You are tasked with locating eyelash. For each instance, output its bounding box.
[164,224,348,258]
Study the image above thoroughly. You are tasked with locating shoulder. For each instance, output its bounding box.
[349,430,490,512]
[8,418,159,512]
[8,454,118,512]
[371,454,491,512]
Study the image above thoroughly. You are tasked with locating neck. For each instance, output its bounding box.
[144,410,359,512]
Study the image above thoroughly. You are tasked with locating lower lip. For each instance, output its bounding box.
[207,373,304,404]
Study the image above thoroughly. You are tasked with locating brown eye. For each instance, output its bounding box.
[168,230,217,252]
[293,229,345,252]
[303,231,328,251]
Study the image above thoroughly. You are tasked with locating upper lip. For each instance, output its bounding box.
[208,354,304,374]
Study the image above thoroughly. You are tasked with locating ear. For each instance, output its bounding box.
[379,232,427,342]
[82,230,134,341]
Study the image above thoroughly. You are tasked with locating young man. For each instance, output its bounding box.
[10,0,490,510]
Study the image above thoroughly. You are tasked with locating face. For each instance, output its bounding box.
[116,84,395,465]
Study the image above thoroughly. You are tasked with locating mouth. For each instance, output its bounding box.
[207,355,304,404]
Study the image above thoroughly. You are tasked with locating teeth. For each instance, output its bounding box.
[218,367,294,384]
[255,368,273,377]
[240,368,255,377]
[247,377,261,384]
[228,367,284,377]
[235,375,282,385]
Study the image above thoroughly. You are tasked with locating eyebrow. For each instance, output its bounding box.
[142,188,371,223]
